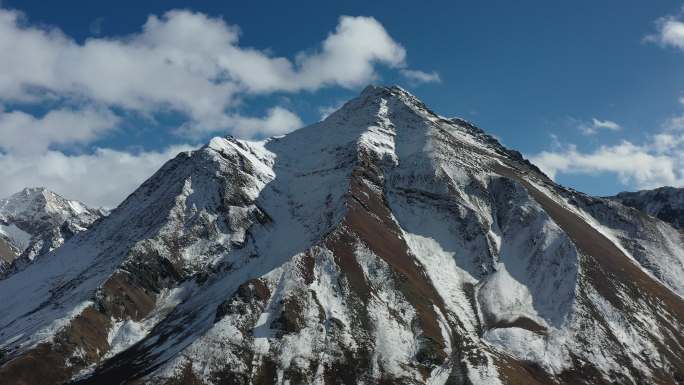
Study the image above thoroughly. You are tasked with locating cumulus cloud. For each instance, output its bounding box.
[645,14,684,50]
[532,93,684,190]
[579,118,621,135]
[180,106,303,139]
[0,145,195,208]
[0,8,436,207]
[0,9,414,134]
[400,69,441,84]
[652,132,684,152]
[291,16,407,90]
[0,107,119,155]
[530,130,684,189]
[230,107,303,138]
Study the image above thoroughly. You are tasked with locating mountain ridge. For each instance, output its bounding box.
[608,186,684,230]
[1,85,684,385]
[0,187,104,277]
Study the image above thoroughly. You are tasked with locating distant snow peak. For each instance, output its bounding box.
[0,187,102,276]
[2,187,82,219]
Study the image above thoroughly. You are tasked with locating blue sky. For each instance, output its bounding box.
[1,0,684,207]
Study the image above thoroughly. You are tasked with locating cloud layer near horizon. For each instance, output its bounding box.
[0,8,437,207]
[530,129,684,190]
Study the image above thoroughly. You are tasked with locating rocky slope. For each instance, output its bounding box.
[609,187,684,229]
[0,188,104,277]
[1,86,684,385]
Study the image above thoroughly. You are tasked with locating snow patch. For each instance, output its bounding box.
[478,263,546,328]
[104,287,186,359]
[0,223,31,252]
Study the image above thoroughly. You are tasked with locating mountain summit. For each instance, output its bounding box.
[0,187,103,276]
[1,86,684,385]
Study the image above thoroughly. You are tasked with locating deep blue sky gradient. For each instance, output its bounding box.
[5,0,684,195]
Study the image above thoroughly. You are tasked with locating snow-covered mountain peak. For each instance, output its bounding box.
[0,187,91,222]
[323,85,533,164]
[0,187,104,275]
[273,84,504,172]
[359,84,407,98]
[2,86,684,385]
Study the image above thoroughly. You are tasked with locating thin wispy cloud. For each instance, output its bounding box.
[580,118,622,135]
[89,17,104,35]
[400,69,441,84]
[663,115,684,130]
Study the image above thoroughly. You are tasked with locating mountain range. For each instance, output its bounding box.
[1,86,683,385]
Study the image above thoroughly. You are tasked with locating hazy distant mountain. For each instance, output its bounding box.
[0,187,104,277]
[1,86,683,385]
[609,186,684,230]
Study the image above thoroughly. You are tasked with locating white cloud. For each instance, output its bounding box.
[0,145,195,208]
[539,95,684,189]
[229,107,303,138]
[0,107,119,155]
[400,69,441,84]
[652,132,684,153]
[291,16,407,90]
[663,114,684,130]
[530,134,684,189]
[645,16,684,50]
[591,118,621,131]
[0,8,433,207]
[580,118,621,135]
[218,107,303,138]
[0,9,412,135]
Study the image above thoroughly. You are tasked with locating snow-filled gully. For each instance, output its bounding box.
[491,162,684,320]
